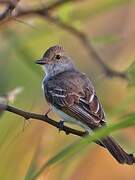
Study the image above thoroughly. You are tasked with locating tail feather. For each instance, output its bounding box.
[101,136,135,165]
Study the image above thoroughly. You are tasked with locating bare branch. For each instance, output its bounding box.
[0,0,20,21]
[0,0,128,79]
[43,14,127,79]
[43,0,79,11]
[1,102,104,148]
[5,104,87,137]
[11,0,78,17]
[0,0,10,4]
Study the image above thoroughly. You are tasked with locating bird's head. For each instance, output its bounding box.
[36,45,74,77]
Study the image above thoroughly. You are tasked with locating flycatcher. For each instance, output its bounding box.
[36,45,135,164]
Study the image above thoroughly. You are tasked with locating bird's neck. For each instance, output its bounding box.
[44,62,75,80]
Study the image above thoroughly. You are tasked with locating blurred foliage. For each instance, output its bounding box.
[0,0,135,180]
[126,61,135,86]
[69,0,135,22]
[31,112,135,179]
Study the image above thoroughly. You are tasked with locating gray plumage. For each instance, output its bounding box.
[36,45,135,165]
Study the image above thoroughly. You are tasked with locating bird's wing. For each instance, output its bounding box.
[46,73,105,129]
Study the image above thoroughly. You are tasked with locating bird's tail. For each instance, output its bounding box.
[101,136,135,165]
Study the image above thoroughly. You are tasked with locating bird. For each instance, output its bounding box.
[36,45,135,165]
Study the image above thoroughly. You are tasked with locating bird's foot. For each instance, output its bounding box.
[44,107,52,116]
[57,120,64,132]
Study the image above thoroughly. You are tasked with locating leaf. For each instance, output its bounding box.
[126,61,135,86]
[3,30,42,78]
[24,152,38,180]
[91,34,121,46]
[58,3,73,22]
[6,87,23,103]
[0,87,23,117]
[30,113,135,179]
[0,96,7,117]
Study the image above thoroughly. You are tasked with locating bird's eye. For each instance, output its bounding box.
[55,54,61,59]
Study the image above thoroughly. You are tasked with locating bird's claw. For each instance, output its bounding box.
[58,120,64,132]
[44,107,52,116]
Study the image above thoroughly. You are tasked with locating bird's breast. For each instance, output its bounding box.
[52,106,92,133]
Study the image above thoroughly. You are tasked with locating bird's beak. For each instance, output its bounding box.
[36,58,50,65]
[36,59,45,65]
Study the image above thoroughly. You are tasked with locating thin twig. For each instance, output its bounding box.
[0,0,128,79]
[0,0,20,21]
[0,0,10,4]
[6,104,87,137]
[43,14,127,79]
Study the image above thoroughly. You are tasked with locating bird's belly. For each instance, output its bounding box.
[52,106,91,132]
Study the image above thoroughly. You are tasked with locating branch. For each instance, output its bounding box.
[9,0,79,17]
[0,0,128,79]
[0,0,11,4]
[5,104,87,137]
[0,0,20,21]
[43,14,127,79]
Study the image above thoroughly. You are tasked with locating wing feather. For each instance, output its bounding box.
[44,70,105,129]
[47,87,105,129]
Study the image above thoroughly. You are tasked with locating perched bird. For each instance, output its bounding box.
[36,45,135,165]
